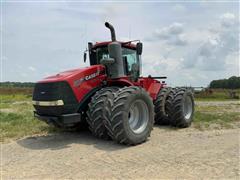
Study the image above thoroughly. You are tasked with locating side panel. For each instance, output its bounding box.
[106,76,163,100]
[147,82,162,100]
[68,75,106,102]
[67,68,107,103]
[137,77,163,100]
[107,77,134,87]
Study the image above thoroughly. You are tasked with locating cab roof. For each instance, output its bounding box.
[93,41,137,50]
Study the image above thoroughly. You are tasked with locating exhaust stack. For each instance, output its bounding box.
[105,22,116,41]
[101,22,124,78]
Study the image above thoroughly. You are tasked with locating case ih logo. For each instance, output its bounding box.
[74,70,100,87]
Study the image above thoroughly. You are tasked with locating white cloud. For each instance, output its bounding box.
[167,23,184,34]
[28,66,36,72]
[173,34,188,46]
[1,56,8,61]
[172,4,186,13]
[183,12,238,71]
[220,13,236,27]
[145,23,187,46]
[20,73,27,77]
[155,23,184,38]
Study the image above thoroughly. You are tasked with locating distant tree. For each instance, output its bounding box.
[0,82,35,88]
[209,76,240,89]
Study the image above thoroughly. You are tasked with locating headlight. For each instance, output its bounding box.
[32,100,64,106]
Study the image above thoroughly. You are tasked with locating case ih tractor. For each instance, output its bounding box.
[33,22,194,145]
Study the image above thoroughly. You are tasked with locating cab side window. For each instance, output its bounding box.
[122,48,137,75]
[96,47,109,64]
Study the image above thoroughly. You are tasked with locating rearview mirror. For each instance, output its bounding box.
[83,52,87,63]
[88,42,93,51]
[136,42,143,55]
[83,42,93,63]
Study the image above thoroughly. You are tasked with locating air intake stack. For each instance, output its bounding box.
[105,22,116,41]
[102,22,124,78]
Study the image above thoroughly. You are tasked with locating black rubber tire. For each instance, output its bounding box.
[86,87,117,139]
[168,88,195,128]
[105,86,154,145]
[154,87,172,125]
[165,88,176,119]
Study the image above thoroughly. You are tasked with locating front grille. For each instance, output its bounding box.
[33,81,78,116]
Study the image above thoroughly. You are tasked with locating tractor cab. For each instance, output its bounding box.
[84,22,143,81]
[87,41,142,81]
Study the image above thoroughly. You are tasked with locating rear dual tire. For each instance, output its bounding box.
[154,87,171,125]
[167,88,194,128]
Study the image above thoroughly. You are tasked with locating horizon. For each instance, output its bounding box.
[1,75,240,88]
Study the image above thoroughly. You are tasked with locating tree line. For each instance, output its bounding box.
[0,82,35,88]
[209,76,240,89]
[1,76,240,89]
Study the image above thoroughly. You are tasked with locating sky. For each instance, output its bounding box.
[1,0,239,86]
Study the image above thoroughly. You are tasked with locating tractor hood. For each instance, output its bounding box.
[35,65,107,103]
[38,65,106,83]
[33,65,107,105]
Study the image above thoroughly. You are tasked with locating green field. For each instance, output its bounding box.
[0,87,59,142]
[195,88,240,101]
[0,94,60,142]
[0,87,239,142]
[193,105,240,130]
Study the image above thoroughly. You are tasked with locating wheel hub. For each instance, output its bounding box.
[183,96,193,120]
[128,100,149,134]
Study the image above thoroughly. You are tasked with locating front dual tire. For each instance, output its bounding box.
[87,86,154,145]
[86,87,118,139]
[105,86,154,145]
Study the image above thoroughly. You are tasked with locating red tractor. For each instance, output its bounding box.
[33,22,194,145]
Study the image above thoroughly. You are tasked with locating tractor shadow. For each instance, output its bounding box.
[17,125,177,152]
[17,130,128,152]
[154,125,180,131]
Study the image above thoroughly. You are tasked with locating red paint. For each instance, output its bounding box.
[38,65,164,102]
[37,40,165,103]
[136,77,163,100]
[93,41,136,49]
[107,77,134,87]
[38,65,107,102]
[108,76,164,100]
[140,78,163,100]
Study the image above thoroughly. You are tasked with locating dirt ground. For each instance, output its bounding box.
[1,101,240,179]
[1,127,239,179]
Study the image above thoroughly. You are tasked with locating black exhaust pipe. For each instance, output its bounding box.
[105,22,116,41]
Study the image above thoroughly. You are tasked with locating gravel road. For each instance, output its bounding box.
[1,127,239,179]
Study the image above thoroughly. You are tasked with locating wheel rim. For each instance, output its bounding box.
[183,95,193,120]
[128,100,149,134]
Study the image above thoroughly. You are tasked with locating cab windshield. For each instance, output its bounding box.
[95,47,139,74]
